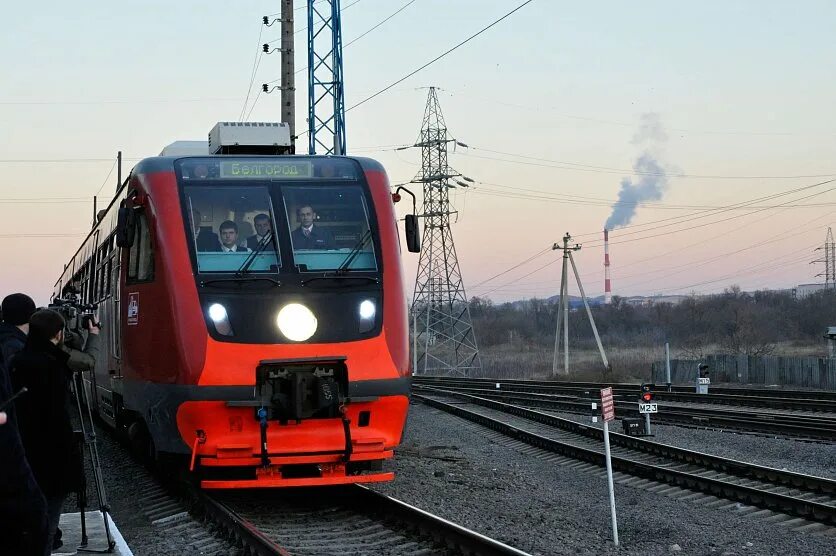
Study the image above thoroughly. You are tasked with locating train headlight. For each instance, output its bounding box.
[208,303,233,336]
[359,299,376,320]
[358,299,376,333]
[277,303,317,341]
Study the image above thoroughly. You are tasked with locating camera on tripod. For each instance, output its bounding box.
[49,286,100,334]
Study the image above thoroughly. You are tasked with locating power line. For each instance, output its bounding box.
[345,0,537,113]
[436,88,836,138]
[469,177,836,295]
[239,22,266,121]
[94,159,118,197]
[454,148,836,180]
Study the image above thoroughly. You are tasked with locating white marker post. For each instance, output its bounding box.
[600,387,619,546]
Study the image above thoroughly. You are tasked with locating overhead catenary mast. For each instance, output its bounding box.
[411,87,481,376]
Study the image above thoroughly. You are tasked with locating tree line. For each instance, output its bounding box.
[468,287,836,358]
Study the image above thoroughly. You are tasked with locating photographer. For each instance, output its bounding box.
[63,313,101,373]
[11,309,89,553]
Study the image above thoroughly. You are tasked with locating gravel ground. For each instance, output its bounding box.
[541,409,836,480]
[372,400,836,556]
[62,424,237,555]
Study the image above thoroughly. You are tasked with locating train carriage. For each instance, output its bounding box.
[54,122,419,488]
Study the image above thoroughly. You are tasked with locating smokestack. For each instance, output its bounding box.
[604,228,612,305]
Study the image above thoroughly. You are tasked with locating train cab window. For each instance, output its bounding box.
[184,186,280,274]
[127,210,155,283]
[282,185,377,272]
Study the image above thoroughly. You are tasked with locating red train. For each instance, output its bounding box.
[54,123,420,488]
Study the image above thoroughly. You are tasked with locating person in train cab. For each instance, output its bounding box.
[192,209,221,252]
[218,220,251,253]
[291,205,335,249]
[10,309,88,553]
[246,213,273,250]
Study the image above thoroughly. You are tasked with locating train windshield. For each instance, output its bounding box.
[184,186,281,273]
[282,185,377,272]
[176,157,378,276]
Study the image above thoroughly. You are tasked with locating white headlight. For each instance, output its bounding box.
[208,303,228,323]
[359,299,376,320]
[276,303,318,341]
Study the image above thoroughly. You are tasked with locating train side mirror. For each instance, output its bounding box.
[116,206,136,248]
[404,214,420,253]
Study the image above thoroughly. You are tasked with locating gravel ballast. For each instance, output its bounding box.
[372,401,836,556]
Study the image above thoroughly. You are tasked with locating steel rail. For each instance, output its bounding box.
[194,489,291,556]
[414,390,836,526]
[414,376,836,403]
[415,384,836,441]
[347,485,531,556]
[194,482,529,556]
[413,377,836,414]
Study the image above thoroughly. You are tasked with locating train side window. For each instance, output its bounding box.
[127,210,155,283]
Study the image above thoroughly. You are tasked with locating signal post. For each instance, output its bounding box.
[600,387,619,546]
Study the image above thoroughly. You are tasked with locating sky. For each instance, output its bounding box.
[2,0,836,305]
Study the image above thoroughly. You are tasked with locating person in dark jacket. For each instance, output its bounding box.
[290,205,335,250]
[0,293,37,416]
[0,295,48,555]
[11,309,91,552]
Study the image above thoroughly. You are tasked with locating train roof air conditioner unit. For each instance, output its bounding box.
[208,122,292,155]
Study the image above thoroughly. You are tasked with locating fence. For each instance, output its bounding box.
[651,354,836,390]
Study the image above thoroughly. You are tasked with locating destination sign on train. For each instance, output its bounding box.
[219,160,314,179]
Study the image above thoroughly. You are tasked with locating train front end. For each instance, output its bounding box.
[148,154,411,488]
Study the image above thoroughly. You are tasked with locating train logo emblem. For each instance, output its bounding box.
[127,293,139,326]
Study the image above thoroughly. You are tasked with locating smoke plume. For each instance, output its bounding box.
[605,113,671,230]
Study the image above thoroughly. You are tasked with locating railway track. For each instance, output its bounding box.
[193,483,530,556]
[414,378,836,441]
[413,376,836,412]
[414,389,836,533]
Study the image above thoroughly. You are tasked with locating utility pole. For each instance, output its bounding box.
[411,87,480,376]
[552,233,610,376]
[281,0,296,145]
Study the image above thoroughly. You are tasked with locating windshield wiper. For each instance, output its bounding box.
[201,277,281,288]
[235,234,274,277]
[300,275,379,286]
[335,229,372,274]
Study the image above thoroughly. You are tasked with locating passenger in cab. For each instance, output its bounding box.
[246,213,273,250]
[291,205,334,250]
[218,221,250,253]
[192,209,221,252]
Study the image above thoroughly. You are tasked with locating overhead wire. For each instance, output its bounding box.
[344,0,537,113]
[239,22,266,121]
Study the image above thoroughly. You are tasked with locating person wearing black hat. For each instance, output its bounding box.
[11,309,84,554]
[0,293,48,555]
[0,293,37,422]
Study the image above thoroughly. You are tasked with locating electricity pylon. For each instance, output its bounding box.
[814,227,836,288]
[411,87,480,376]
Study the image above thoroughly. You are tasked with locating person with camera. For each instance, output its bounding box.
[10,309,97,553]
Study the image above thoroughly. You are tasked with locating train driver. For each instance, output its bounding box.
[246,213,273,251]
[291,205,335,250]
[218,221,251,253]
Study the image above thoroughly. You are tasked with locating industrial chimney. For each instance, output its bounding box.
[604,229,612,305]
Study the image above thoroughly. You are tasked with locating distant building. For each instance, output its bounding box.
[793,283,829,299]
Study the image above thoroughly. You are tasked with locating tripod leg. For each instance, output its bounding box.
[74,371,116,552]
